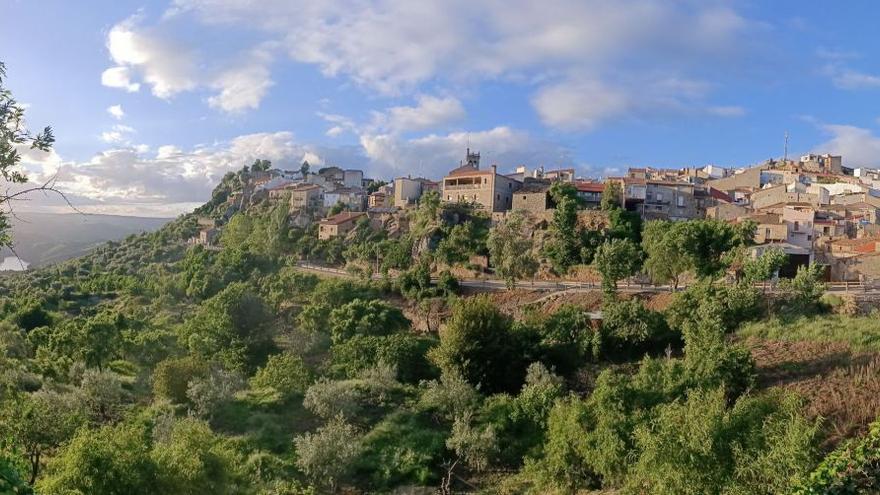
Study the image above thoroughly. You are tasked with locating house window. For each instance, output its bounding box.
[483,178,488,184]
[794,221,800,231]
[522,195,527,200]
[496,194,500,201]
[765,228,770,237]
[656,193,663,202]
[447,195,451,200]
[677,196,685,207]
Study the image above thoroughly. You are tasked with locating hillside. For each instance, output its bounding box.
[1,212,171,268]
[0,168,879,494]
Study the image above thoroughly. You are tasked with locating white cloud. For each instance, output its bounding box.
[831,69,880,90]
[107,104,125,119]
[105,18,198,98]
[532,78,630,130]
[100,124,136,144]
[208,47,275,112]
[101,66,140,92]
[532,76,739,130]
[360,126,573,178]
[163,0,753,123]
[380,95,465,133]
[814,124,880,167]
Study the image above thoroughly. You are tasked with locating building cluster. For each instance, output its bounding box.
[190,149,880,282]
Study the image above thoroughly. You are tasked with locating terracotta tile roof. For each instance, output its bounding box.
[320,211,366,226]
[446,164,491,177]
[708,187,733,203]
[575,181,605,193]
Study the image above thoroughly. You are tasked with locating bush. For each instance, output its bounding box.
[153,356,209,404]
[328,299,410,344]
[303,364,407,423]
[429,296,527,394]
[795,419,880,494]
[628,388,819,495]
[329,333,436,383]
[250,353,312,398]
[418,371,482,421]
[602,298,671,352]
[293,416,362,491]
[354,411,447,490]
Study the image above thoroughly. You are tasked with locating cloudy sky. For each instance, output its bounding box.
[4,0,880,216]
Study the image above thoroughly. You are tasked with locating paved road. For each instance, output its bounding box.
[294,262,880,297]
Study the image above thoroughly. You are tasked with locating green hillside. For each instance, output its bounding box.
[0,170,878,494]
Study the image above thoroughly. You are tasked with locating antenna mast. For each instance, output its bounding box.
[783,131,789,162]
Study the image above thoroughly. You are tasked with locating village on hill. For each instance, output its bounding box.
[191,149,880,285]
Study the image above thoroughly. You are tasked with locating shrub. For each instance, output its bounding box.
[293,416,362,491]
[354,411,447,490]
[250,353,311,398]
[330,333,435,383]
[328,299,410,344]
[602,298,670,352]
[429,296,527,394]
[795,419,880,494]
[153,356,209,404]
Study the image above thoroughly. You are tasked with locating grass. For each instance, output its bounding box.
[738,315,880,352]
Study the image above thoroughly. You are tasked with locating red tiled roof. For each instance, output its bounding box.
[446,164,491,177]
[575,181,605,193]
[320,211,366,226]
[708,187,733,203]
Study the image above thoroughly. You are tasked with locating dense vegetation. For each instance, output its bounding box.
[2,63,880,494]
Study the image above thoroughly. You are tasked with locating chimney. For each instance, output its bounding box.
[491,164,497,175]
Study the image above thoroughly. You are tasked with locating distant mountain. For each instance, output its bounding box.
[1,212,172,268]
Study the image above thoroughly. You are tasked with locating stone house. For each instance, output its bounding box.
[324,187,367,211]
[289,183,323,211]
[369,191,394,208]
[441,150,521,212]
[318,211,367,240]
[512,181,553,214]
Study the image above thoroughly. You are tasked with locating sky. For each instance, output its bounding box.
[4,0,880,216]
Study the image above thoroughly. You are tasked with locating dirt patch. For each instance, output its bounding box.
[744,337,880,448]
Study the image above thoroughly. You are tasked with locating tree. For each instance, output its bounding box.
[152,417,241,494]
[300,160,310,176]
[0,390,83,484]
[293,416,362,492]
[593,238,641,294]
[328,299,410,344]
[0,61,56,248]
[742,248,787,284]
[180,282,275,371]
[777,263,827,316]
[487,209,538,289]
[153,356,210,404]
[642,220,690,288]
[544,182,582,274]
[37,422,157,495]
[600,181,622,211]
[251,159,272,172]
[676,219,752,279]
[250,353,312,398]
[429,296,527,393]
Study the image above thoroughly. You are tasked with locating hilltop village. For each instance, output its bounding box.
[192,149,880,283]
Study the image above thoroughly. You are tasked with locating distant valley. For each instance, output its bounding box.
[1,212,172,269]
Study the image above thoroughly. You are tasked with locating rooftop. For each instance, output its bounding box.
[320,211,366,226]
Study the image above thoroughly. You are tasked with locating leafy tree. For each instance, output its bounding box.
[330,333,435,383]
[642,220,690,288]
[777,264,827,316]
[153,356,210,404]
[328,299,410,344]
[676,219,753,279]
[186,368,244,420]
[37,422,157,495]
[293,416,362,492]
[180,282,275,371]
[152,417,242,494]
[429,296,527,393]
[79,369,130,425]
[0,390,83,484]
[544,182,582,274]
[300,160,310,176]
[593,238,641,294]
[742,247,788,284]
[250,353,312,398]
[600,181,622,211]
[628,388,819,495]
[418,371,482,422]
[521,396,597,492]
[12,300,51,331]
[487,209,538,289]
[0,61,55,248]
[601,298,670,351]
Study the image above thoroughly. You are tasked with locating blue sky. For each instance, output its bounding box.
[4,0,880,215]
